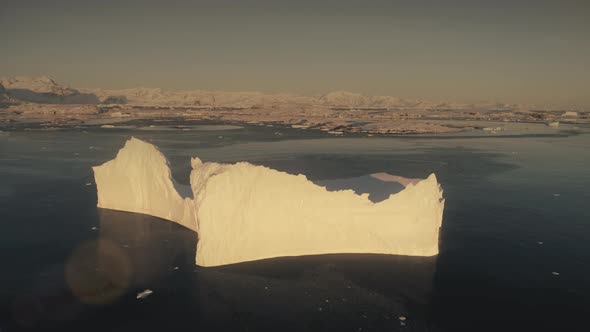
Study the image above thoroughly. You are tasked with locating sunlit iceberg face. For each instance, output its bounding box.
[93,138,444,267]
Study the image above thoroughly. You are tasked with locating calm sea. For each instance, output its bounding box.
[1,121,589,331]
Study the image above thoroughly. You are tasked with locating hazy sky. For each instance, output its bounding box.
[1,0,589,107]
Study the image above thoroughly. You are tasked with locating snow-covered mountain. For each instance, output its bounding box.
[87,86,528,110]
[84,87,319,108]
[318,91,439,109]
[0,76,100,104]
[0,82,16,105]
[1,76,77,95]
[0,82,7,103]
[1,76,530,110]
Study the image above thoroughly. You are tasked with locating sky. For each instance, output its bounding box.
[1,0,589,108]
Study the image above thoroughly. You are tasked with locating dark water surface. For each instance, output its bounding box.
[0,123,589,331]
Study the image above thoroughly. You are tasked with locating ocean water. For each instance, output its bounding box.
[0,121,589,331]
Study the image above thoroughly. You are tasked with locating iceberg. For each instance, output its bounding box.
[92,138,197,232]
[93,138,444,267]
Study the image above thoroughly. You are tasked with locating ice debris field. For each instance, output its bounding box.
[93,138,445,266]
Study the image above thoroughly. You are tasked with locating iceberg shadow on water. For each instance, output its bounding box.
[83,209,438,330]
[314,173,423,203]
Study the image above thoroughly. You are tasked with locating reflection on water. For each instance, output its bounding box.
[66,238,132,305]
[97,209,196,287]
[89,208,438,330]
[64,209,196,307]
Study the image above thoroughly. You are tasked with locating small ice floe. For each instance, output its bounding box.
[399,316,407,326]
[537,241,544,245]
[264,286,269,290]
[123,244,130,248]
[325,299,329,303]
[552,272,560,276]
[218,136,223,139]
[563,111,578,118]
[91,226,98,231]
[173,266,179,270]
[553,193,561,197]
[85,182,92,186]
[136,289,153,299]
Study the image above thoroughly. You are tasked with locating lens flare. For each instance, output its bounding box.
[65,238,132,305]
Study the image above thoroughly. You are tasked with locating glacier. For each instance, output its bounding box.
[93,138,444,267]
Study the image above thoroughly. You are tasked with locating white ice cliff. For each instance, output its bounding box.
[93,138,197,232]
[93,138,444,267]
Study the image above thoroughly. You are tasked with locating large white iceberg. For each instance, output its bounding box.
[92,138,197,232]
[93,138,444,267]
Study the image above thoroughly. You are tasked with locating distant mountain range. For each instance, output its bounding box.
[0,76,100,104]
[1,76,534,111]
